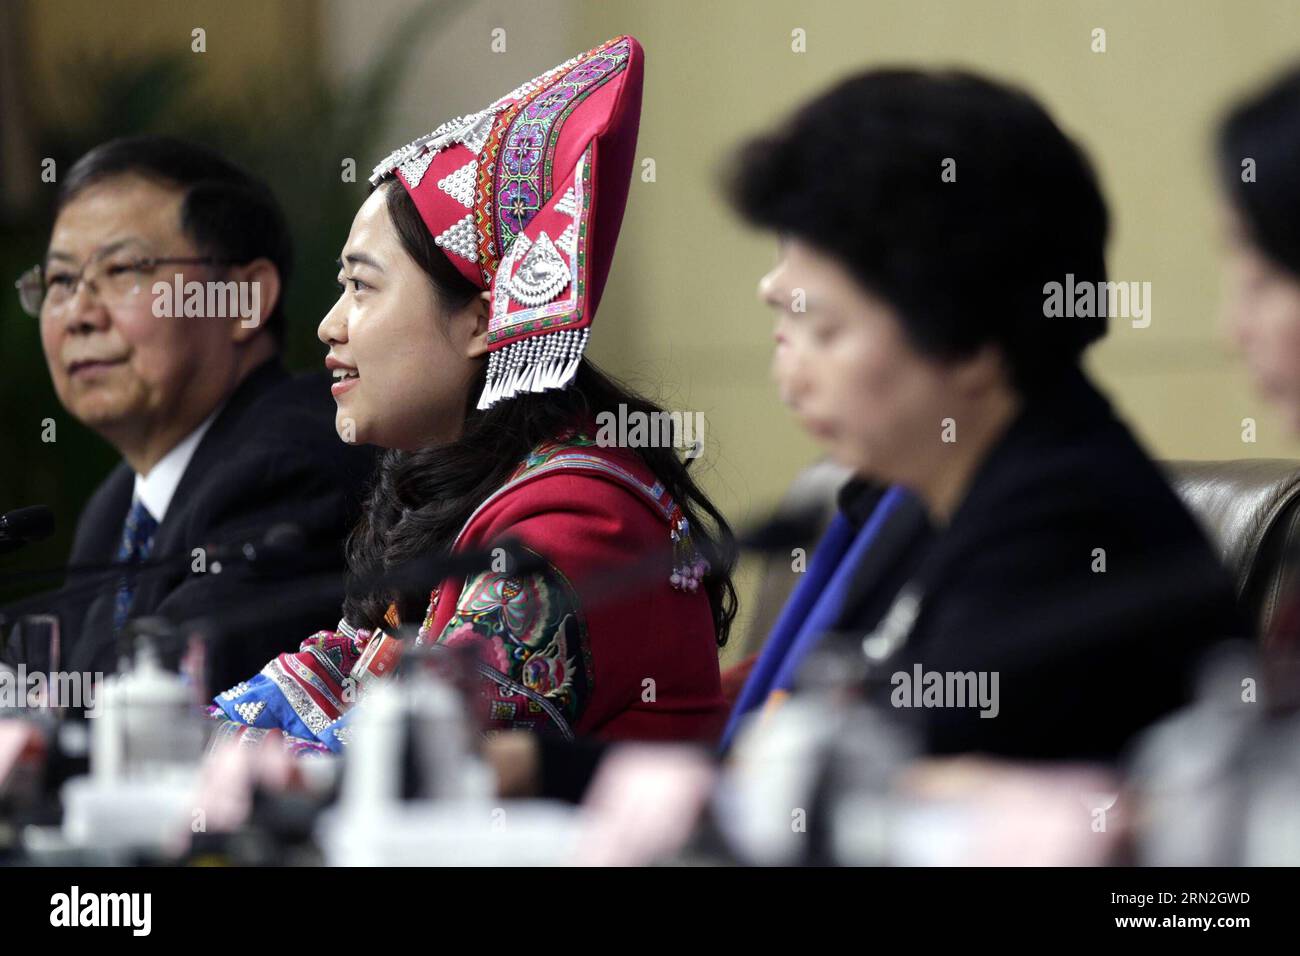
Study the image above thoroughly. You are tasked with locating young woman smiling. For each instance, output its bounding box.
[210,36,737,752]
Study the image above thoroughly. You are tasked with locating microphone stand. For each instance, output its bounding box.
[0,525,321,635]
[188,506,816,666]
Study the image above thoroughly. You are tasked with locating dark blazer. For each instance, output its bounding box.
[531,368,1247,801]
[839,366,1247,762]
[55,359,376,687]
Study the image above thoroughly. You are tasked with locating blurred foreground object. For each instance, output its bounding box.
[58,633,205,855]
[1129,640,1300,865]
[574,745,717,866]
[317,665,581,866]
[716,644,1123,865]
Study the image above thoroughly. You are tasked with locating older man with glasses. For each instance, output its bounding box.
[8,135,375,688]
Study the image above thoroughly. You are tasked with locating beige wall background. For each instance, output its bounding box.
[333,0,1300,656]
[20,0,1300,657]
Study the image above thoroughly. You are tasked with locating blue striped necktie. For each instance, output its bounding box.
[113,498,159,632]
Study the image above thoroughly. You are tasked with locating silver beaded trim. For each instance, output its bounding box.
[484,51,585,114]
[369,40,610,189]
[477,327,589,410]
[492,233,530,324]
[456,110,497,157]
[398,148,437,189]
[234,700,266,724]
[508,231,570,306]
[556,221,577,256]
[554,186,578,217]
[437,159,477,208]
[434,213,479,264]
[261,659,331,735]
[220,680,252,701]
[368,101,509,187]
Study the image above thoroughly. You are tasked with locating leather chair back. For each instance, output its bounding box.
[1165,459,1300,638]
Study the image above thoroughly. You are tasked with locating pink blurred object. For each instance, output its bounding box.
[192,737,260,835]
[574,744,717,866]
[176,729,325,853]
[893,756,1124,866]
[0,719,47,802]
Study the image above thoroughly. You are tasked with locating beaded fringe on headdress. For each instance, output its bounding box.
[477,328,590,410]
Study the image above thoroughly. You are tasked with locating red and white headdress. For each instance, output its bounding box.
[369,35,645,409]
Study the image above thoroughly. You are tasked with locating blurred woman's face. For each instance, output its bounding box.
[1221,204,1300,433]
[756,237,965,485]
[318,186,489,450]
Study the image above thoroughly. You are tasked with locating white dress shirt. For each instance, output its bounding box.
[132,407,222,522]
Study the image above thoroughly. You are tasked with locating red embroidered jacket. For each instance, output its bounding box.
[211,436,727,749]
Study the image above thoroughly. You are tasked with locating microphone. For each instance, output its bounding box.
[201,522,308,571]
[0,523,314,626]
[185,538,546,694]
[0,506,55,555]
[188,537,547,639]
[186,502,831,699]
[192,504,824,659]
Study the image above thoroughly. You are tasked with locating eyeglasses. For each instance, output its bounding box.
[14,254,240,318]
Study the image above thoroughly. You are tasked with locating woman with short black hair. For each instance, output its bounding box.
[718,67,1243,760]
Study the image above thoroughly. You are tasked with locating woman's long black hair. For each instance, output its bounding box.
[341,182,739,645]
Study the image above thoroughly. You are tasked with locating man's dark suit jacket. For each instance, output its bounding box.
[51,358,377,688]
[835,365,1247,762]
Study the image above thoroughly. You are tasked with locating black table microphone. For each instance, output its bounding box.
[0,506,55,555]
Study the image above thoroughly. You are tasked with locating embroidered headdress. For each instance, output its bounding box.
[369,35,644,410]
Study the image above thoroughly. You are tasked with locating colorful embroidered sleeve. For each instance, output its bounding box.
[210,627,370,753]
[206,707,335,757]
[427,548,591,740]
